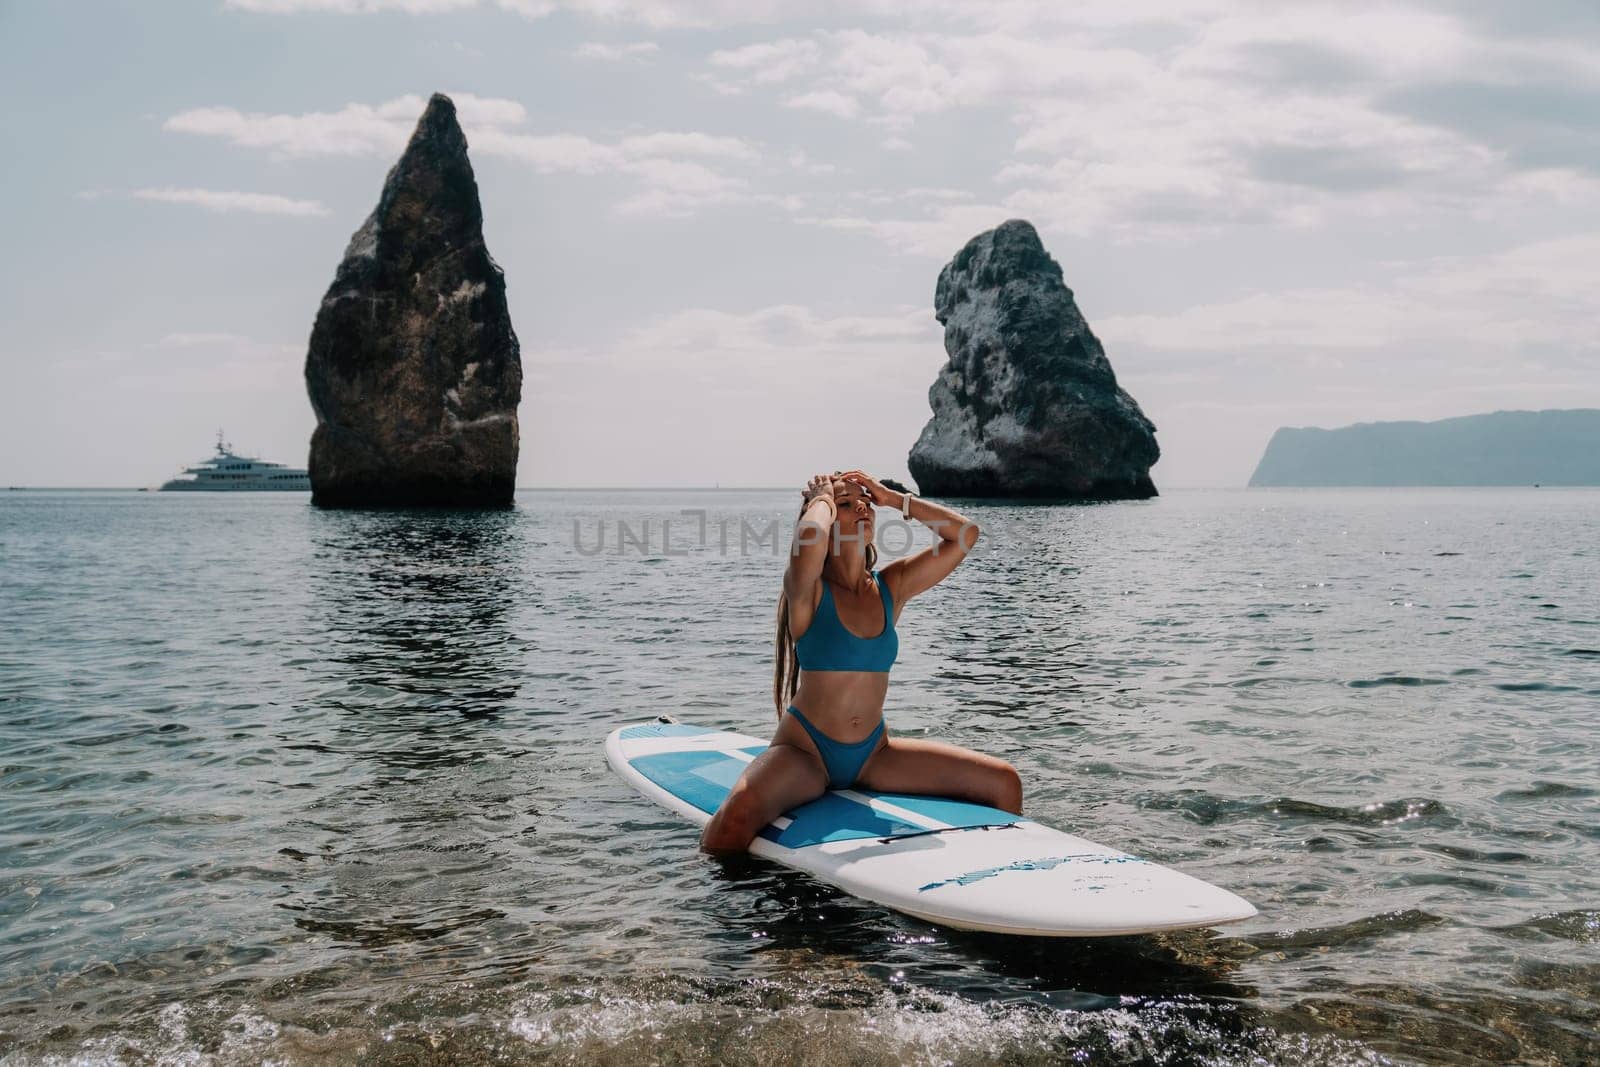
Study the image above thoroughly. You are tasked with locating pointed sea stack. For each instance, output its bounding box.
[908,220,1158,500]
[305,92,521,508]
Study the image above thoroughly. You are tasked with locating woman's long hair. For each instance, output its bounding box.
[773,498,878,717]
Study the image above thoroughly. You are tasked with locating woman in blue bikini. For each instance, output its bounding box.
[701,469,1023,854]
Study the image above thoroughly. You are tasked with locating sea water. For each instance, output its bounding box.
[0,488,1595,1065]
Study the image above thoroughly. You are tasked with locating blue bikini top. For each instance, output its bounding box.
[795,568,898,673]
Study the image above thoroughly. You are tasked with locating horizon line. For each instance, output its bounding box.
[4,483,1246,492]
[12,483,1596,493]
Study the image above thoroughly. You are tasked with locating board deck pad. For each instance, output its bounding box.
[607,719,1258,937]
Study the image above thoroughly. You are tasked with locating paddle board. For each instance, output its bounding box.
[606,718,1258,937]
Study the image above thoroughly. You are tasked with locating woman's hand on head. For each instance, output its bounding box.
[802,472,838,512]
[836,470,893,508]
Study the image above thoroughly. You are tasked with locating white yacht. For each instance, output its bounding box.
[159,431,310,491]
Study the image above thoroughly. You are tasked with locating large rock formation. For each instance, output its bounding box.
[908,220,1158,500]
[305,93,521,507]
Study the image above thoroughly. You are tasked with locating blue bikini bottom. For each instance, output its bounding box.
[785,705,884,788]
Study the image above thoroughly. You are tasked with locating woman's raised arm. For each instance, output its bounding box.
[784,472,839,608]
[837,470,980,605]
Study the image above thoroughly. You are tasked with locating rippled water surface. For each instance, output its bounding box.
[1,488,1597,1066]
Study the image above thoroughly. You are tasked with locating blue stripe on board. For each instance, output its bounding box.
[628,745,1016,849]
[619,723,715,740]
[631,750,742,815]
[868,791,1020,829]
[757,792,926,848]
[917,853,1149,893]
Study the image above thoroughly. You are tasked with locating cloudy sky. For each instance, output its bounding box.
[3,1,1597,488]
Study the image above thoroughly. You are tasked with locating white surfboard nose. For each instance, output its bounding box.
[824,823,1260,937]
[904,856,1259,936]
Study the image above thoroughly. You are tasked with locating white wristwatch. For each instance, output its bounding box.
[900,490,914,519]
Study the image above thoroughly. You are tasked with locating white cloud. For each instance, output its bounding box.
[62,332,307,397]
[1098,234,1600,359]
[541,0,793,29]
[823,30,953,117]
[626,303,935,353]
[467,128,626,172]
[495,0,554,16]
[522,302,943,486]
[800,203,1014,258]
[226,0,950,27]
[704,10,1600,241]
[786,148,836,176]
[153,332,256,347]
[132,187,330,216]
[708,39,818,83]
[620,157,740,194]
[784,90,859,119]
[165,92,775,216]
[616,131,759,162]
[163,92,527,158]
[165,101,406,157]
[612,157,748,216]
[225,0,476,11]
[690,71,747,97]
[574,40,659,60]
[847,186,971,206]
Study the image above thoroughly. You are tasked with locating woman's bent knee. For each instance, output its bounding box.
[698,744,826,855]
[700,791,763,854]
[994,761,1023,815]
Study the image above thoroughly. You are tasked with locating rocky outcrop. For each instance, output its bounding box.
[908,220,1158,500]
[305,92,521,508]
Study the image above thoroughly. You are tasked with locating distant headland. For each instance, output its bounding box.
[1249,409,1600,487]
